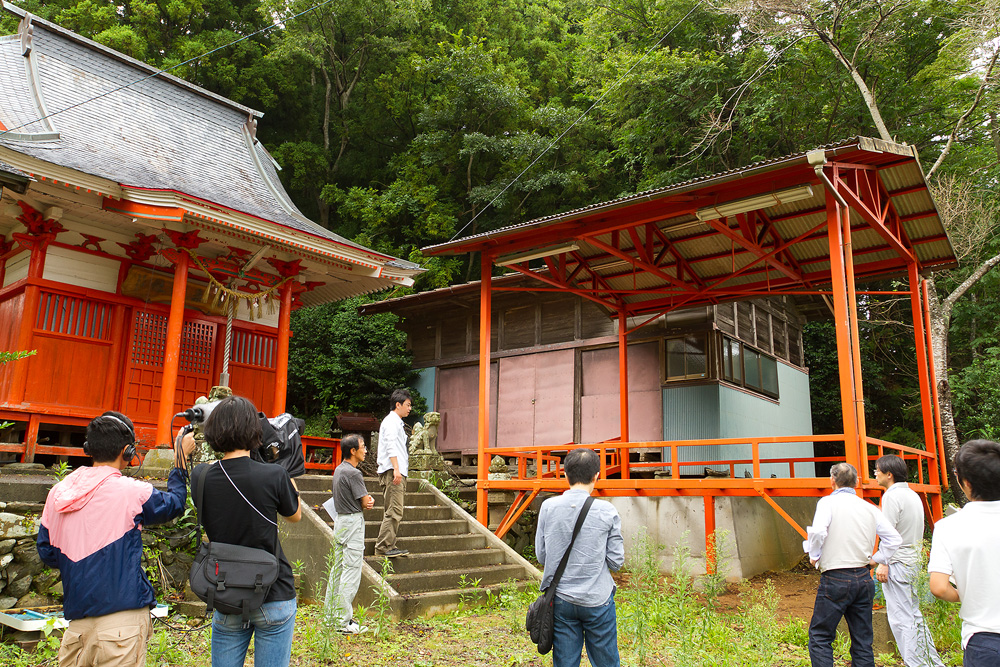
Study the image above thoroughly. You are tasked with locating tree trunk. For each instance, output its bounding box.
[923,278,963,498]
[815,34,893,142]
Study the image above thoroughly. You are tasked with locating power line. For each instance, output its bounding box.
[448,1,705,242]
[0,0,338,137]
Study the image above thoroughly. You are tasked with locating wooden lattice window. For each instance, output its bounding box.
[36,292,112,341]
[232,330,275,369]
[180,322,215,374]
[132,313,216,373]
[131,312,168,366]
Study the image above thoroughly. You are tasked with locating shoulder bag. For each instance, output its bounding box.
[525,495,595,654]
[188,462,280,624]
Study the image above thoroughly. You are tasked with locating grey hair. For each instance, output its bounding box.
[830,462,858,489]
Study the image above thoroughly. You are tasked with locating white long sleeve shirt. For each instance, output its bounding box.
[376,411,408,477]
[879,482,924,565]
[804,487,901,572]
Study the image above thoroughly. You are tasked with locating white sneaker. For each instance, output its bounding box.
[338,620,368,635]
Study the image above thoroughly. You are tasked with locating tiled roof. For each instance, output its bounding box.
[0,5,417,272]
[0,158,30,179]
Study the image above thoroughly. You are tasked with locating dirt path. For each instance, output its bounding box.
[717,562,821,622]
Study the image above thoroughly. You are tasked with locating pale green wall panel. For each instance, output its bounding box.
[412,367,436,413]
[663,384,720,474]
[719,363,814,477]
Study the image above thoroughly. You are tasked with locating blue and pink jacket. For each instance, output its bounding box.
[36,465,188,620]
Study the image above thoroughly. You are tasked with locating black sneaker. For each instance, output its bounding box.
[383,548,409,557]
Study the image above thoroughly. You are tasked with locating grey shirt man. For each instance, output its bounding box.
[332,460,367,515]
[536,488,625,606]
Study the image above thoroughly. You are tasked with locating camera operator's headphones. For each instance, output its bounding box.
[82,414,137,465]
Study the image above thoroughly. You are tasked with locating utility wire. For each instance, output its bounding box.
[0,0,338,137]
[448,1,704,242]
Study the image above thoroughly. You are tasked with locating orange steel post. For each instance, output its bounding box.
[825,187,860,471]
[618,306,630,479]
[477,252,493,526]
[840,202,870,482]
[273,281,294,414]
[704,495,716,575]
[9,237,49,405]
[908,264,940,489]
[155,250,190,446]
[922,280,949,496]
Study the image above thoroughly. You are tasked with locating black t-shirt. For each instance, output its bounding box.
[195,457,299,603]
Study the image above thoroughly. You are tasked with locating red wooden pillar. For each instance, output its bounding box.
[617,306,630,479]
[9,233,53,406]
[155,251,189,446]
[922,281,949,492]
[825,188,861,473]
[272,281,294,415]
[909,264,943,522]
[477,251,493,526]
[840,202,869,481]
[704,494,716,575]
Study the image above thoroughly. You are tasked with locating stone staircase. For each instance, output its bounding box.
[285,474,540,619]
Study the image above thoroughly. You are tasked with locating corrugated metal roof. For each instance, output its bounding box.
[421,137,956,316]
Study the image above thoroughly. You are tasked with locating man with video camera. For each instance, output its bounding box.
[37,411,196,667]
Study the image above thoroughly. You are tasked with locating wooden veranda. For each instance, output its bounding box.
[422,137,957,564]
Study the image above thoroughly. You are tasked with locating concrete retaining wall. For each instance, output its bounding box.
[608,495,817,578]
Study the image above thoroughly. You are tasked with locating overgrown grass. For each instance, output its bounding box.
[0,534,966,666]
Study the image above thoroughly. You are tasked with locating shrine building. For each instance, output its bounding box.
[0,5,422,461]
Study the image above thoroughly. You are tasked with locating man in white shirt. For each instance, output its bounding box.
[804,462,902,667]
[870,454,943,667]
[928,439,1000,667]
[375,388,412,558]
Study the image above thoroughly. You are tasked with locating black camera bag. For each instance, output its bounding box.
[253,412,306,478]
[525,496,594,654]
[189,464,279,624]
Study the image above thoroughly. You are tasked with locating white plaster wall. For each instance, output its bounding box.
[42,245,119,293]
[2,252,29,287]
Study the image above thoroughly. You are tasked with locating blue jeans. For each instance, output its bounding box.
[965,632,1000,667]
[552,593,620,667]
[212,597,297,667]
[808,567,875,667]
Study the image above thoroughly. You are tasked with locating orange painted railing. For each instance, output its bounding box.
[483,434,942,495]
[485,434,943,540]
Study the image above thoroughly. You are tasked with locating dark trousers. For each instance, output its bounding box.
[965,632,1000,667]
[808,566,875,667]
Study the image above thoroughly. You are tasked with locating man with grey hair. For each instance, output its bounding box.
[804,462,902,667]
[871,455,943,667]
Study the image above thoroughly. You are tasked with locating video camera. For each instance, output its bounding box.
[179,399,306,478]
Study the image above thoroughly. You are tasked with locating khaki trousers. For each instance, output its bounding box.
[375,470,406,555]
[59,607,151,667]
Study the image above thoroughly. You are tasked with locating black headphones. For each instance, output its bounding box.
[82,414,137,465]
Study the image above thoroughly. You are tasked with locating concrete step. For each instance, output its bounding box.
[364,548,502,574]
[294,474,426,494]
[363,519,468,539]
[311,504,453,523]
[362,506,452,522]
[384,564,528,594]
[387,579,539,618]
[301,489,443,510]
[362,532,487,556]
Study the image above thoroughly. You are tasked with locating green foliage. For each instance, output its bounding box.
[52,460,72,482]
[0,351,35,431]
[287,295,425,422]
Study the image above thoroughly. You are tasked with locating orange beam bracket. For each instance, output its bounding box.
[755,487,808,539]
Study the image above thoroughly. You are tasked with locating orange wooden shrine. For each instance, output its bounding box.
[424,137,957,559]
[0,8,420,463]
